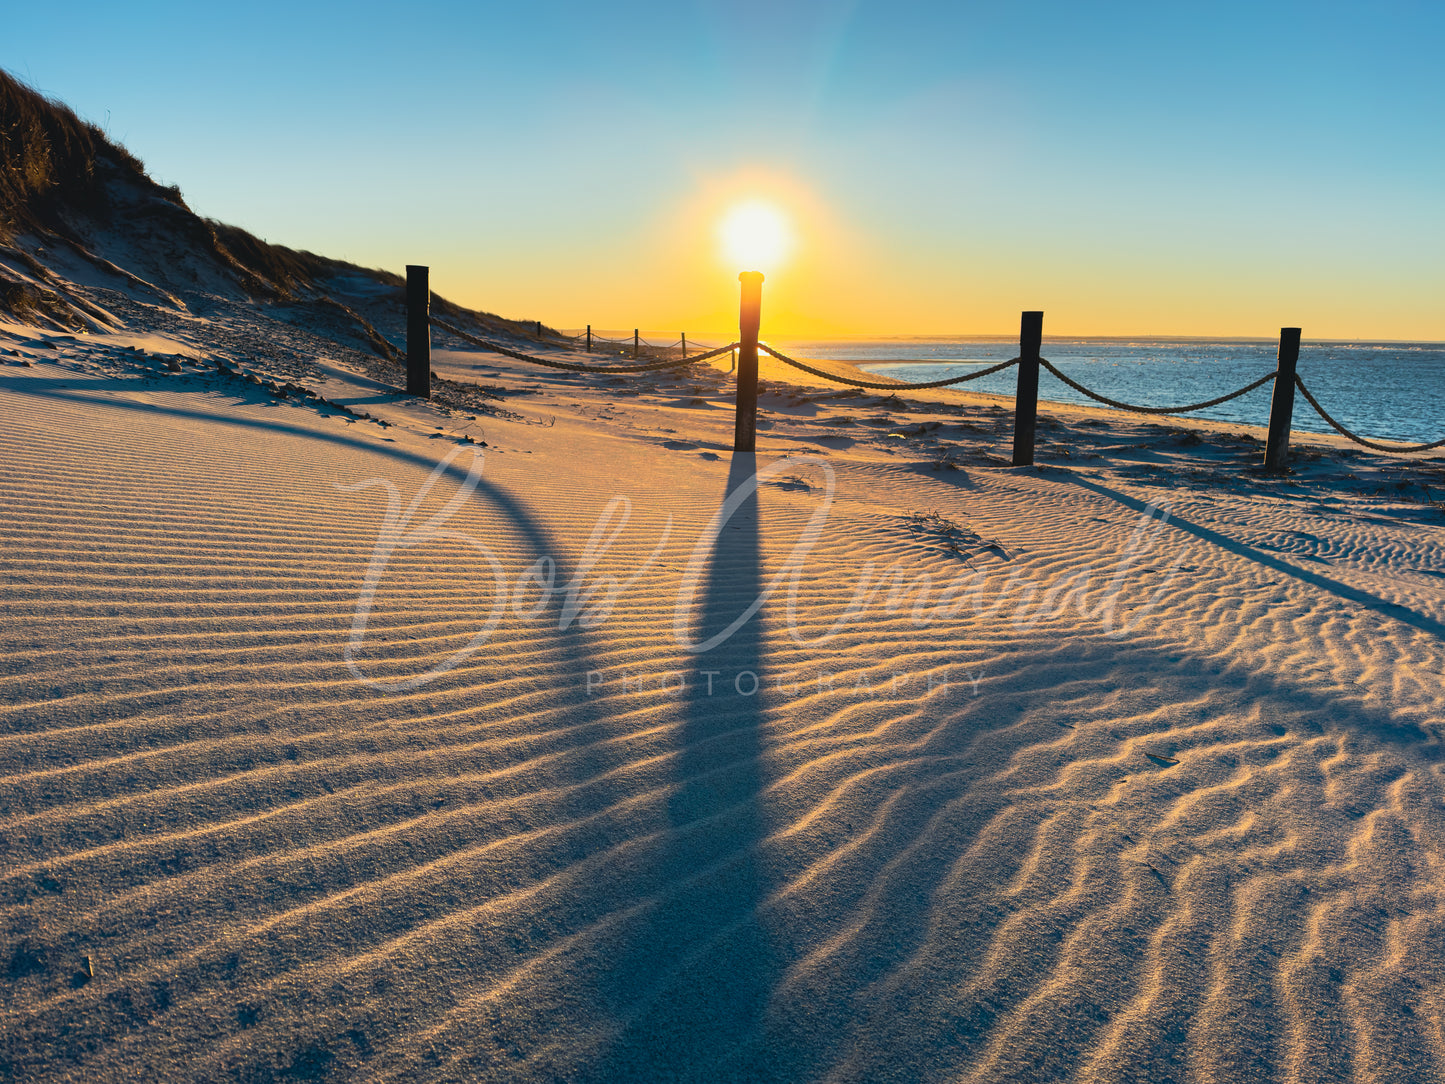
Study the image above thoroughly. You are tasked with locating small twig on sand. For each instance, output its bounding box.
[906,509,1010,560]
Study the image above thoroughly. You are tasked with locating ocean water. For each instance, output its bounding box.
[770,338,1445,446]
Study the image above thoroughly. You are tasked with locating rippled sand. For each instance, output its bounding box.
[3,325,1444,1082]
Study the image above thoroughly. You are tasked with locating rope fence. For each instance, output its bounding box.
[571,331,712,346]
[551,326,722,359]
[1293,375,1445,454]
[1038,359,1279,415]
[402,268,1443,469]
[759,344,1021,389]
[432,315,738,374]
[765,339,1443,460]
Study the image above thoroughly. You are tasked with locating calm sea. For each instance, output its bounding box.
[769,339,1445,446]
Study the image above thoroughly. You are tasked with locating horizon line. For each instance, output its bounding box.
[559,329,1445,347]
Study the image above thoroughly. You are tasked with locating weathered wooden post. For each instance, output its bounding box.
[681,332,687,359]
[1011,310,1043,466]
[406,265,430,399]
[535,320,542,337]
[633,329,639,358]
[586,325,592,352]
[733,272,764,451]
[1264,327,1302,474]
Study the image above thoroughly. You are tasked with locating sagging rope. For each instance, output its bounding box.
[578,330,632,344]
[431,316,738,374]
[760,344,1020,389]
[1039,358,1277,415]
[1293,375,1445,454]
[426,319,1445,458]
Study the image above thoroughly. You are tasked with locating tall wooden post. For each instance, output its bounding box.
[1011,311,1043,465]
[681,332,687,359]
[1264,327,1302,474]
[633,329,639,358]
[734,272,764,452]
[406,265,430,399]
[586,325,592,352]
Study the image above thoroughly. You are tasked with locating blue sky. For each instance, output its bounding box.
[5,1,1442,337]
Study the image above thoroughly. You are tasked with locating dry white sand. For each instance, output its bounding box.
[3,321,1445,1082]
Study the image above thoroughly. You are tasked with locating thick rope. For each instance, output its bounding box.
[760,344,1020,389]
[1039,358,1277,415]
[1293,374,1445,454]
[425,320,1445,455]
[432,316,737,373]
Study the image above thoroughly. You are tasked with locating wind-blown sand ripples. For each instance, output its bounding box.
[3,353,1445,1082]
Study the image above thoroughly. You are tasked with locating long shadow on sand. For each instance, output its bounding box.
[7,369,790,1079]
[580,450,780,1082]
[0,371,637,1078]
[10,366,1445,1081]
[1048,474,1445,642]
[569,454,1444,1083]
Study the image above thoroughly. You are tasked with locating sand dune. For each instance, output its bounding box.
[3,321,1445,1082]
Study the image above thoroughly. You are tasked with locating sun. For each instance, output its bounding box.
[719,200,791,272]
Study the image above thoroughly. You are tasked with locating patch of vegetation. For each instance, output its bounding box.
[0,66,554,342]
[0,68,173,241]
[906,509,1010,560]
[0,278,82,328]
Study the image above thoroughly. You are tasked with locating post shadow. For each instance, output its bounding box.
[583,449,781,1081]
[0,369,626,706]
[1049,473,1445,641]
[582,461,1443,1083]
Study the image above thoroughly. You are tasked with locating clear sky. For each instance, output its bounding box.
[5,1,1442,339]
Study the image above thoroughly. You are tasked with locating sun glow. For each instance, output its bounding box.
[654,170,858,335]
[719,200,791,272]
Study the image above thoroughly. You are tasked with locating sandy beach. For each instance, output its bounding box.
[3,309,1445,1082]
